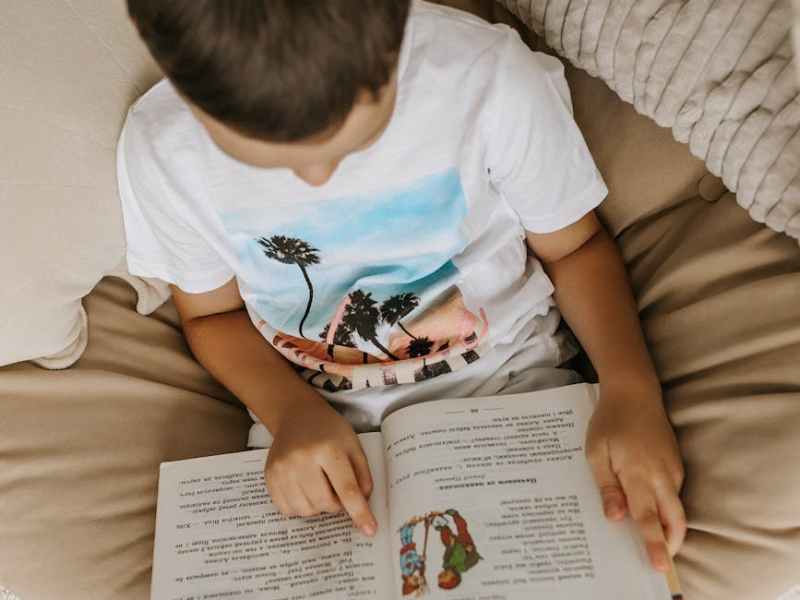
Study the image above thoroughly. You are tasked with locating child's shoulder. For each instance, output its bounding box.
[412,1,501,31]
[120,79,206,168]
[411,1,511,51]
[408,2,538,80]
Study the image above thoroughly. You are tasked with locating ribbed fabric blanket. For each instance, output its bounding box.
[500,0,800,242]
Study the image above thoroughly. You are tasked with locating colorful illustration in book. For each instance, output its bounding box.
[398,509,482,596]
[399,520,428,596]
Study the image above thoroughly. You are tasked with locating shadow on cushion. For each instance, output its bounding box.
[0,279,249,599]
[622,193,800,600]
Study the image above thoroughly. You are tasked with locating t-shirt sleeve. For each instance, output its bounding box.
[485,31,608,234]
[116,107,234,294]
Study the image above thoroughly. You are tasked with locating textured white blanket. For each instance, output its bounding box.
[500,0,800,242]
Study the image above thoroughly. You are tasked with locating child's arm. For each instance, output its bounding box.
[170,280,378,537]
[526,210,686,572]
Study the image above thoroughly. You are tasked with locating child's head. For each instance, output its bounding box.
[127,1,411,185]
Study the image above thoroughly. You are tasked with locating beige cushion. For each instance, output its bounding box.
[498,0,800,242]
[0,277,250,599]
[568,50,800,597]
[621,193,800,600]
[0,0,160,368]
[568,44,800,597]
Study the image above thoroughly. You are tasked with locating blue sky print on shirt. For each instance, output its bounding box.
[222,168,468,343]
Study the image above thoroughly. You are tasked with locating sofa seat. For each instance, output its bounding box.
[0,279,251,599]
[624,193,800,600]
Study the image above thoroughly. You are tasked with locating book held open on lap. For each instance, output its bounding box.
[151,383,682,599]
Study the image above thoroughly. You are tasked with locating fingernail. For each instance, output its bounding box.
[652,552,669,572]
[604,501,621,519]
[362,521,376,536]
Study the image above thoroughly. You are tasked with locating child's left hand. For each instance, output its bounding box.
[585,380,686,572]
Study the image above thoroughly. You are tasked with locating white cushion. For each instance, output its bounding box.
[0,0,160,366]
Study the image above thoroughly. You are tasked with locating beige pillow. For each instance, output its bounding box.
[500,0,800,242]
[0,0,160,368]
[0,279,249,600]
[620,192,800,599]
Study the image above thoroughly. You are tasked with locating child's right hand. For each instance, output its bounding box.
[264,399,377,537]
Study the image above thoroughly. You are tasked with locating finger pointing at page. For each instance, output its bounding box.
[323,451,377,537]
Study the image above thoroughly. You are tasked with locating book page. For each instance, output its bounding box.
[380,383,671,600]
[150,432,392,600]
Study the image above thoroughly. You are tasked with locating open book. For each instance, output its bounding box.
[151,383,682,599]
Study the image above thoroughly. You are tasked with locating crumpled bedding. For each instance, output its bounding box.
[499,0,800,242]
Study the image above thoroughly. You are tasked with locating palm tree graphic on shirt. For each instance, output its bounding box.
[380,293,420,339]
[381,293,437,359]
[254,237,462,365]
[407,337,434,357]
[320,322,355,348]
[319,320,369,363]
[343,290,399,360]
[256,235,319,339]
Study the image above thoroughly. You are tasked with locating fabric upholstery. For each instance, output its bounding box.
[0,278,250,599]
[622,193,800,600]
[499,0,800,243]
[559,52,800,598]
[0,0,161,368]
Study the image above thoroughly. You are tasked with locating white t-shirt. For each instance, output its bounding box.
[117,1,607,430]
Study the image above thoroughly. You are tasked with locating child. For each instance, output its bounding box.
[121,0,685,572]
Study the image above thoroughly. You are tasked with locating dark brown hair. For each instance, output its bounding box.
[127,1,411,142]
